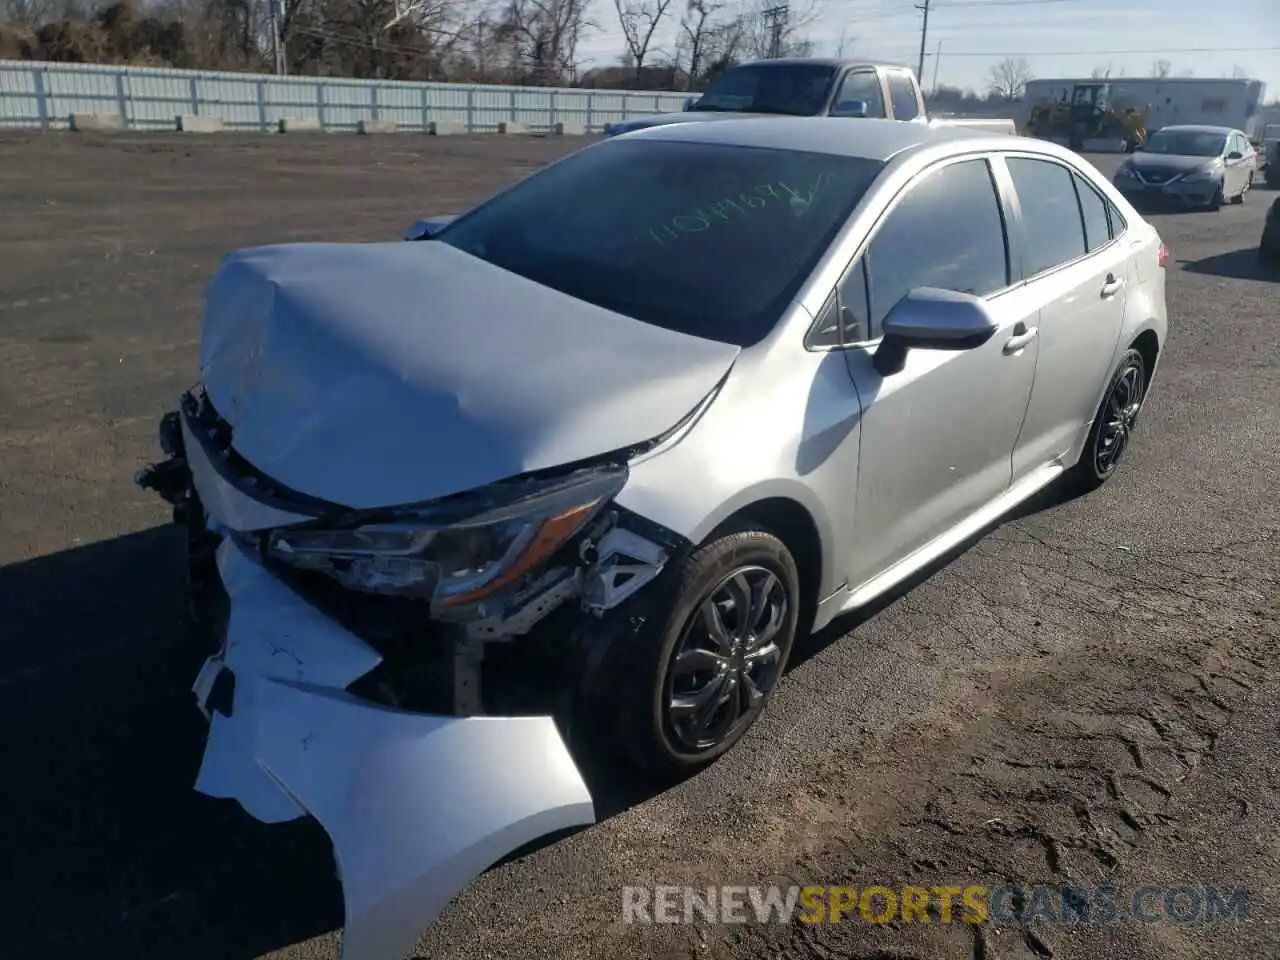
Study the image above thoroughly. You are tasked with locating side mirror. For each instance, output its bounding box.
[1226,150,1244,161]
[682,97,697,112]
[404,214,459,241]
[873,287,998,377]
[830,99,869,119]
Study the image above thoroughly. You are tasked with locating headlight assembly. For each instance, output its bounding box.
[1182,166,1220,183]
[266,464,626,607]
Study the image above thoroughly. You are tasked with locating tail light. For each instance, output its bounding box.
[1157,244,1169,268]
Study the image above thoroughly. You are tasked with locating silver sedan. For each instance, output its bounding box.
[138,118,1168,959]
[1113,123,1257,209]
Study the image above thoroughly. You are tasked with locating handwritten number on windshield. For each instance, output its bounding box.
[641,176,834,248]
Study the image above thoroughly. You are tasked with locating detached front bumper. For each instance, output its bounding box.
[140,406,596,960]
[198,537,595,960]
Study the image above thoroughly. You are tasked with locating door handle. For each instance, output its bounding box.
[1003,323,1039,355]
[1100,274,1126,298]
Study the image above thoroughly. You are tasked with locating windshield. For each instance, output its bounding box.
[1141,131,1226,157]
[691,63,839,117]
[435,139,884,347]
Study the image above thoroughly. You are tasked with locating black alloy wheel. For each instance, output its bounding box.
[1066,347,1148,494]
[595,521,802,780]
[664,564,789,753]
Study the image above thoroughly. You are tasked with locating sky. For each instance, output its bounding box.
[573,0,1280,100]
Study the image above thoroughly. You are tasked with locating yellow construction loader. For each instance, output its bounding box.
[1026,82,1147,152]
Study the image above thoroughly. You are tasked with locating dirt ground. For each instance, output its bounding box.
[0,132,1277,960]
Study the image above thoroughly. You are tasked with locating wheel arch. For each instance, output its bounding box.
[1130,327,1160,383]
[711,496,825,633]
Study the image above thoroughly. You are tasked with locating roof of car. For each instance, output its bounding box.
[741,57,913,71]
[618,116,1012,162]
[1152,124,1237,135]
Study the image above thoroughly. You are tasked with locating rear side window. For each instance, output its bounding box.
[887,73,919,120]
[1006,157,1087,277]
[835,71,886,118]
[1108,200,1128,236]
[862,158,1010,336]
[1073,173,1112,252]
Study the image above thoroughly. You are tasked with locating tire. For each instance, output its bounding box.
[1064,348,1147,495]
[602,520,801,781]
[1208,181,1224,211]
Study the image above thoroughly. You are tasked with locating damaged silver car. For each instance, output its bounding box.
[138,117,1167,959]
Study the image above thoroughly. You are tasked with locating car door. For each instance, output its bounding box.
[834,156,1041,589]
[1000,154,1129,480]
[1231,132,1254,193]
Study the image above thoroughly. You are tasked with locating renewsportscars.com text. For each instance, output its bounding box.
[622,884,1249,926]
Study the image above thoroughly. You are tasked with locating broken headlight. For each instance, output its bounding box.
[265,464,626,607]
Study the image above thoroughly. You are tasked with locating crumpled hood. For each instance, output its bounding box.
[607,111,779,134]
[198,241,739,510]
[1128,153,1219,176]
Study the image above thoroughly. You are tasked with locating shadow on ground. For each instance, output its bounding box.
[1180,247,1279,281]
[0,526,342,960]
[0,476,1086,958]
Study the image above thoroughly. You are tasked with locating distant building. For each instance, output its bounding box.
[1020,76,1268,136]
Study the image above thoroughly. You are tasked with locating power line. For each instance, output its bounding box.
[842,0,1126,27]
[934,0,1100,7]
[933,45,1280,57]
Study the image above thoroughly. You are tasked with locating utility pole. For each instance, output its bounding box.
[914,0,930,83]
[762,5,789,59]
[269,0,287,75]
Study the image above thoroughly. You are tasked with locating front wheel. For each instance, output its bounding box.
[1065,348,1147,495]
[603,521,802,780]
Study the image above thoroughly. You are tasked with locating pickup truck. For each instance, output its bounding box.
[603,58,1017,137]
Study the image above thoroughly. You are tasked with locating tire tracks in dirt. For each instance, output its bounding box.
[696,526,1279,960]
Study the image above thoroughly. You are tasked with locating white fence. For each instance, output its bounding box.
[0,61,690,133]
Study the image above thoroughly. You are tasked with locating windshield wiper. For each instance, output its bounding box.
[691,104,739,112]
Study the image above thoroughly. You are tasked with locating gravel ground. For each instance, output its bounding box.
[0,132,1276,960]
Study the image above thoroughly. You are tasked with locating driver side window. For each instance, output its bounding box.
[835,71,886,118]
[807,157,1010,348]
[861,158,1009,339]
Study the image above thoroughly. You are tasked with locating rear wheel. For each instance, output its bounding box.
[604,521,801,780]
[1064,348,1147,495]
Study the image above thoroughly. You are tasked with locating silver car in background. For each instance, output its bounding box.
[1113,123,1257,209]
[138,118,1168,959]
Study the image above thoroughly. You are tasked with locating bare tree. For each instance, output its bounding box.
[986,55,1031,101]
[1090,63,1111,79]
[1149,58,1171,78]
[832,22,848,58]
[614,0,675,85]
[675,0,744,89]
[493,0,592,84]
[1,0,55,25]
[1230,64,1250,79]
